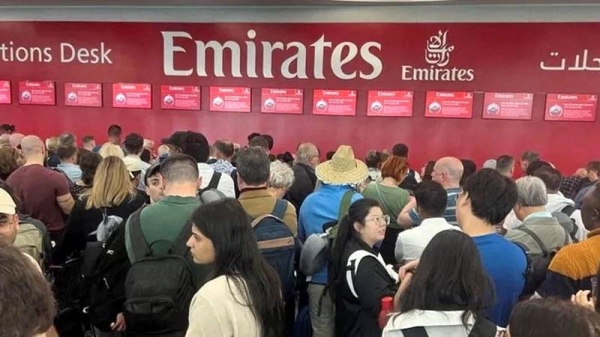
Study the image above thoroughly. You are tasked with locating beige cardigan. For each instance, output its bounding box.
[186,275,261,337]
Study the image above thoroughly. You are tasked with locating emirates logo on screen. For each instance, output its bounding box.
[401,30,475,82]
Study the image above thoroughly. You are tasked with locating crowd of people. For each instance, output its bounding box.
[0,122,599,337]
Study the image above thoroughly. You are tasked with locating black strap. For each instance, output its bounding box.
[516,226,548,256]
[272,199,288,219]
[172,219,193,256]
[561,205,577,217]
[207,172,222,190]
[128,206,151,262]
[401,327,429,337]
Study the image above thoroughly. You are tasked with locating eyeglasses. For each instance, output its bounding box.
[366,215,391,226]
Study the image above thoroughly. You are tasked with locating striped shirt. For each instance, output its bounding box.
[409,187,461,226]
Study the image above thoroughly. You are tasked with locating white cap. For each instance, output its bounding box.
[123,157,144,172]
[0,189,16,215]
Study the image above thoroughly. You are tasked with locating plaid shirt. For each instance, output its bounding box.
[559,176,587,200]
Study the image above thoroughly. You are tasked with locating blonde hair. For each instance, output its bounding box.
[45,137,59,153]
[85,156,134,209]
[157,144,169,157]
[99,143,124,158]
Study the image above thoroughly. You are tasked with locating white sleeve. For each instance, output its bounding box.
[502,210,522,231]
[186,293,226,337]
[571,210,588,242]
[217,173,236,198]
[413,170,422,183]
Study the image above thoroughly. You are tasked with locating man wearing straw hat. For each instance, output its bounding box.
[299,145,367,337]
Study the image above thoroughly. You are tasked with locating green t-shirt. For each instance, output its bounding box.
[362,182,410,229]
[126,195,212,288]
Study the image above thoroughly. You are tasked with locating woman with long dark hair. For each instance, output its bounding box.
[383,230,497,336]
[329,198,398,337]
[186,198,284,337]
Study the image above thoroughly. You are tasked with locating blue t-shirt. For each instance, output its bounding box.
[472,233,527,328]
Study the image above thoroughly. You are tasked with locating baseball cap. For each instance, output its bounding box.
[123,157,144,173]
[144,163,161,185]
[0,189,17,215]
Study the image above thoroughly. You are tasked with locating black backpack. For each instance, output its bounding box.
[251,200,297,333]
[515,226,570,297]
[123,208,196,335]
[81,224,131,331]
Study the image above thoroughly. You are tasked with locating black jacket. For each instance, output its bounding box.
[285,163,317,211]
[333,238,397,337]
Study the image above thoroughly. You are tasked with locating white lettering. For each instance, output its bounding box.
[311,35,332,80]
[281,42,308,79]
[360,42,383,80]
[161,31,194,76]
[246,30,257,78]
[331,42,358,80]
[196,40,241,78]
[558,95,578,100]
[262,41,284,78]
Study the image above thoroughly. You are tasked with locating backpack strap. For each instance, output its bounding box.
[345,250,395,298]
[207,171,222,190]
[271,199,288,220]
[516,226,549,256]
[561,205,577,217]
[127,207,151,261]
[172,218,193,256]
[338,191,354,225]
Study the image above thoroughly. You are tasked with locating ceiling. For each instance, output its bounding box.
[2,0,600,6]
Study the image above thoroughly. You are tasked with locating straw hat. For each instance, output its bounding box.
[316,145,368,185]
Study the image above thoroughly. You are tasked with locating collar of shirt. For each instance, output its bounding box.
[420,217,452,227]
[524,211,554,222]
[239,187,270,199]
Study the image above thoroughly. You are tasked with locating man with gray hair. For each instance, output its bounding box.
[506,176,571,256]
[399,156,463,227]
[285,142,320,210]
[237,147,297,235]
[268,161,295,200]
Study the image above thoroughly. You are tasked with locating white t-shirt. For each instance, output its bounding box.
[197,163,235,198]
[395,217,460,262]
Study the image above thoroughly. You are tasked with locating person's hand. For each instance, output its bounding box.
[399,260,419,281]
[111,312,126,331]
[571,290,595,311]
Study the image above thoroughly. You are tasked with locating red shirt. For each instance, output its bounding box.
[7,164,70,232]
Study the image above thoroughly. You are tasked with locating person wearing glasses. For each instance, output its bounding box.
[395,180,460,264]
[329,198,399,337]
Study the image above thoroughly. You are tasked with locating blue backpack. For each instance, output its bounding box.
[251,200,297,334]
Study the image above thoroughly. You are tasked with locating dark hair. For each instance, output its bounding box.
[79,152,102,186]
[56,145,78,160]
[249,136,270,151]
[59,133,76,147]
[261,134,274,150]
[365,151,381,169]
[521,150,540,162]
[124,132,144,155]
[82,135,94,144]
[414,181,448,218]
[462,168,518,225]
[190,199,284,337]
[0,124,15,134]
[247,132,261,144]
[181,132,210,163]
[423,161,436,181]
[509,298,600,337]
[160,154,199,183]
[0,147,21,181]
[236,147,270,185]
[526,160,552,176]
[398,230,493,326]
[277,152,294,167]
[381,156,409,182]
[108,124,122,136]
[326,151,335,160]
[587,161,600,174]
[140,148,151,164]
[214,140,234,158]
[460,159,477,186]
[0,242,56,337]
[330,199,381,300]
[532,166,562,193]
[496,155,515,174]
[392,143,409,157]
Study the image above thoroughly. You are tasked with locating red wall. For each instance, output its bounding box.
[1,22,599,174]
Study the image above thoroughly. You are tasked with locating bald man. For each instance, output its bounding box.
[6,136,74,242]
[398,157,464,227]
[9,133,24,149]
